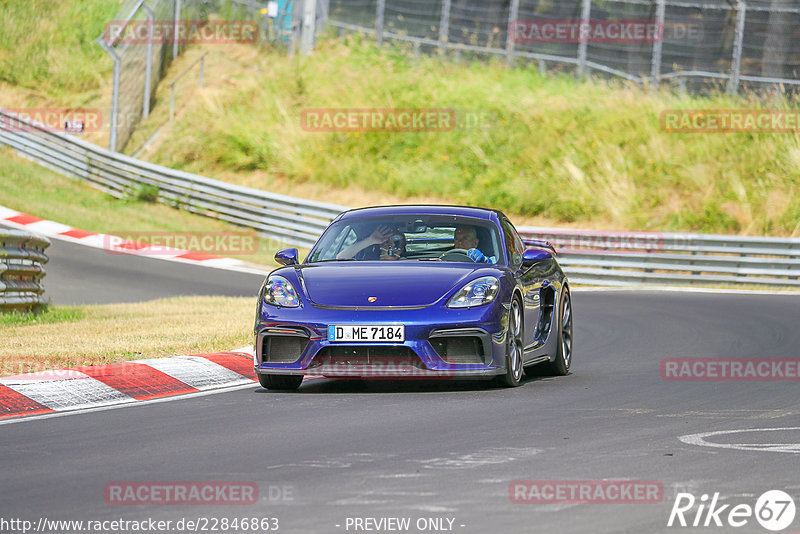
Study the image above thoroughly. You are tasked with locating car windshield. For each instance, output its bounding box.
[307,215,503,264]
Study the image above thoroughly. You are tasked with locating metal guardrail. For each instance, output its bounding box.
[1,107,799,288]
[518,227,800,288]
[0,229,50,311]
[0,108,346,249]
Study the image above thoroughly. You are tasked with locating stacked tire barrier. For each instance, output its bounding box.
[0,229,50,311]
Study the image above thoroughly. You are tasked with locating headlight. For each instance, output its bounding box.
[447,276,500,308]
[263,275,300,308]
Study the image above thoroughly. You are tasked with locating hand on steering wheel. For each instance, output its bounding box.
[438,248,474,261]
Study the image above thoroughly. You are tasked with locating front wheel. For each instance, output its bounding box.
[258,373,303,390]
[496,298,524,387]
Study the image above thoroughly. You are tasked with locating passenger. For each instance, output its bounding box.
[337,224,406,260]
[453,225,496,264]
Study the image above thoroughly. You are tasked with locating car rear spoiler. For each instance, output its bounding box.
[522,239,558,256]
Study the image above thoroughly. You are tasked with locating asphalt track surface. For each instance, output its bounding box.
[15,230,267,304]
[4,226,800,532]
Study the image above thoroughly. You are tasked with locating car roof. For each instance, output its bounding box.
[337,205,504,221]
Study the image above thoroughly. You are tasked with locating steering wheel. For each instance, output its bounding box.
[438,248,475,262]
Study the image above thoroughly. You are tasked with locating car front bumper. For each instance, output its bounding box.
[254,302,509,379]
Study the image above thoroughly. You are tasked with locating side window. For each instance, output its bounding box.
[334,227,358,256]
[313,225,356,261]
[501,218,525,266]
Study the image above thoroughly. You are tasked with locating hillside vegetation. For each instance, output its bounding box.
[0,0,119,100]
[132,36,800,236]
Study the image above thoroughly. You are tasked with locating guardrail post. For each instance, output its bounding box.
[438,0,451,55]
[505,0,520,66]
[650,0,665,90]
[728,0,746,95]
[576,0,591,80]
[376,0,385,46]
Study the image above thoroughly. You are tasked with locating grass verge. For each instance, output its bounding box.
[0,296,253,377]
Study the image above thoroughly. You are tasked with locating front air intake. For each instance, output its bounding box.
[430,336,485,365]
[261,335,308,363]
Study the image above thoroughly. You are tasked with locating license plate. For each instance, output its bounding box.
[328,325,405,342]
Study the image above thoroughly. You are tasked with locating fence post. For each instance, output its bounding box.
[97,37,120,152]
[728,0,745,95]
[170,83,176,123]
[300,0,317,54]
[141,2,154,119]
[650,0,665,90]
[438,0,451,55]
[173,0,182,60]
[576,0,591,79]
[376,0,385,46]
[505,0,520,66]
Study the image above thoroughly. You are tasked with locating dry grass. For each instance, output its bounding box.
[0,296,254,377]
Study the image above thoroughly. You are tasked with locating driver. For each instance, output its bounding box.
[453,225,496,264]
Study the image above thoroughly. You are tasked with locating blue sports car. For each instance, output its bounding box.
[253,205,573,390]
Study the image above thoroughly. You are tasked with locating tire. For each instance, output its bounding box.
[540,287,573,376]
[258,373,303,390]
[496,297,524,387]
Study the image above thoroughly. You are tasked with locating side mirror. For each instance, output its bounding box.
[522,248,553,268]
[275,248,299,266]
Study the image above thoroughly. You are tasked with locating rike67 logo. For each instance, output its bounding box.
[668,490,796,531]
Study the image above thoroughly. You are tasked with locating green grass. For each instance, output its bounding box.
[0,0,121,100]
[0,305,86,326]
[138,35,800,236]
[0,147,304,266]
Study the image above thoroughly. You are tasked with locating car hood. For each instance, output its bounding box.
[297,262,485,308]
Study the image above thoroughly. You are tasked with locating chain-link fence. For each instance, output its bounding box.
[97,0,209,151]
[97,0,310,152]
[98,0,799,152]
[327,0,800,93]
